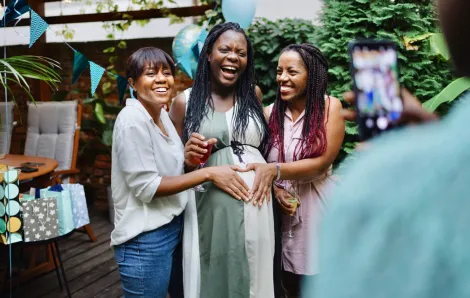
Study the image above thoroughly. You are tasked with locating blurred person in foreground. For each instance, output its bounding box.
[304,0,470,297]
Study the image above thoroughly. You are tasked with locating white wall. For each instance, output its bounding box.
[0,0,323,46]
[255,0,323,25]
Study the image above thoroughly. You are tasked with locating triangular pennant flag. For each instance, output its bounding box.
[177,53,194,79]
[129,87,136,99]
[29,9,49,48]
[197,28,208,53]
[89,61,105,96]
[72,51,89,85]
[191,28,208,61]
[0,0,30,27]
[116,75,128,104]
[191,43,199,62]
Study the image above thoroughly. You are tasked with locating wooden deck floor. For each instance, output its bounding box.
[3,209,122,298]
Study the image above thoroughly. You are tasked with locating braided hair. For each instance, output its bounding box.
[267,43,330,162]
[183,22,269,154]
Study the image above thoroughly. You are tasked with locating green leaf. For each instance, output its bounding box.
[344,121,358,135]
[82,98,97,105]
[108,56,118,64]
[122,13,133,20]
[103,47,116,53]
[429,33,450,61]
[102,129,113,146]
[117,41,127,49]
[102,81,113,95]
[422,77,470,112]
[169,14,184,25]
[94,103,106,124]
[205,9,218,18]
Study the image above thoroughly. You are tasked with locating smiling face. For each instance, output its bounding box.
[208,30,248,89]
[129,63,174,106]
[277,50,308,103]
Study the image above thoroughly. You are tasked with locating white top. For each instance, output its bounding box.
[110,99,189,246]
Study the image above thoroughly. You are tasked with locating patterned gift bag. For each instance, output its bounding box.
[0,170,23,244]
[22,197,59,242]
[62,184,90,229]
[40,186,75,236]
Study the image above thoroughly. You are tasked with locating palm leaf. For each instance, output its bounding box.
[429,33,450,61]
[422,77,470,112]
[0,55,61,101]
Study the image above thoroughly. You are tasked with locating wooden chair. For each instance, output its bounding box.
[24,101,96,242]
[0,102,17,156]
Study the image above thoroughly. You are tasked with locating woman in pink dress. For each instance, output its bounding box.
[247,44,345,297]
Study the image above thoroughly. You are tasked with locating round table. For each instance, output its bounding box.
[0,154,58,182]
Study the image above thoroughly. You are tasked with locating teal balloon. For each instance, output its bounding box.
[172,24,205,79]
[222,0,257,29]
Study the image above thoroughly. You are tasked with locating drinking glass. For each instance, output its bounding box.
[192,143,214,192]
[285,182,300,240]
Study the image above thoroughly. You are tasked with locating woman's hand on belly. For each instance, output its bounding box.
[235,163,277,207]
[206,165,251,202]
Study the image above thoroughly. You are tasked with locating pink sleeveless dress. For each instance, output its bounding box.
[267,104,336,275]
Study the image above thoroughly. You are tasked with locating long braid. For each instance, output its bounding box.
[268,43,329,162]
[183,23,269,154]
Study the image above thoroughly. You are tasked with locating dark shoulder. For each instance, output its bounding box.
[169,92,188,138]
[170,92,187,116]
[326,95,342,114]
[255,85,263,104]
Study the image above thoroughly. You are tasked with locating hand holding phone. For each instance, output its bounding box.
[341,90,439,130]
[349,40,403,140]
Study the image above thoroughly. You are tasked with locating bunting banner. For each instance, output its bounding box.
[192,28,208,60]
[72,51,89,85]
[0,0,30,27]
[177,53,195,79]
[116,75,128,104]
[29,9,48,48]
[6,4,139,102]
[89,61,105,96]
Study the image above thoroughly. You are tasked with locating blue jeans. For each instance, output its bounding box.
[114,215,183,298]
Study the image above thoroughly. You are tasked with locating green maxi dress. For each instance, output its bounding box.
[182,89,275,298]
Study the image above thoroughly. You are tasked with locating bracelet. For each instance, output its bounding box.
[275,162,281,181]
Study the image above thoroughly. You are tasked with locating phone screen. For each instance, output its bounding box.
[350,41,403,140]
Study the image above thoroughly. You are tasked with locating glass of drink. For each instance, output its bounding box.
[287,197,299,215]
[192,143,214,192]
[285,182,300,239]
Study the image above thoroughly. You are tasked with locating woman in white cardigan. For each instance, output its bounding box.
[111,47,251,298]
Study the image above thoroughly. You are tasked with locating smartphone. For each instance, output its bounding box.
[21,162,44,167]
[348,40,403,140]
[15,166,39,173]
